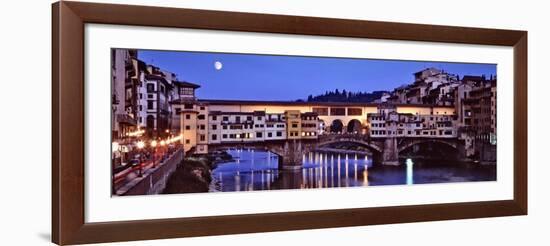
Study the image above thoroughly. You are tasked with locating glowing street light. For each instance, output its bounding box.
[151,140,158,169]
[136,141,145,149]
[159,140,167,164]
[127,129,145,137]
[136,141,145,177]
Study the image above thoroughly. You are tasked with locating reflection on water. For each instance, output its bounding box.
[211,149,496,192]
[406,158,414,185]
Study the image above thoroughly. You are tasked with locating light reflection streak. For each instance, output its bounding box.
[406,158,414,185]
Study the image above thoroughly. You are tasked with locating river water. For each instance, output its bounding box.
[210,149,496,192]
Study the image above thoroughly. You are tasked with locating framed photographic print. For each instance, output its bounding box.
[52,1,527,245]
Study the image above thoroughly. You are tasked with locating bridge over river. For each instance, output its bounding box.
[208,134,463,169]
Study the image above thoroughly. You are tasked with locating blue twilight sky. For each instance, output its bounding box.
[137,50,496,101]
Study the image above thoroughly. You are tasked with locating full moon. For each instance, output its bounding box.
[214,61,223,70]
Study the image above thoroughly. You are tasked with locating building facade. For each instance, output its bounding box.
[111,53,497,162]
[111,49,138,138]
[367,104,457,138]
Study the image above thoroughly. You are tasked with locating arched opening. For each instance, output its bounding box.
[347,119,362,133]
[319,141,377,154]
[316,140,383,165]
[399,141,459,160]
[330,119,343,133]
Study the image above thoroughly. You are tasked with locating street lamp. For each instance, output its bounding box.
[160,140,166,161]
[136,140,145,177]
[136,140,145,149]
[151,140,158,168]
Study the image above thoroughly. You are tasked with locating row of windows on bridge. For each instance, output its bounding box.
[183,122,320,131]
[371,130,454,136]
[312,107,362,116]
[370,122,453,128]
[183,123,290,131]
[202,130,319,142]
[370,115,453,121]
[213,131,284,140]
[181,114,296,124]
[212,115,317,122]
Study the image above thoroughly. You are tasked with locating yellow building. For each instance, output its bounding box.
[285,110,302,139]
[180,108,198,153]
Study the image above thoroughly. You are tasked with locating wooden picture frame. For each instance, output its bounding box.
[52,1,527,245]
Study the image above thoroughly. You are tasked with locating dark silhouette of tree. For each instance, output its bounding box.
[305,89,389,103]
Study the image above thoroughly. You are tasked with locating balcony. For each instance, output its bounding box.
[116,114,137,126]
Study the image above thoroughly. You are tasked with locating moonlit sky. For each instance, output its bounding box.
[137,49,496,101]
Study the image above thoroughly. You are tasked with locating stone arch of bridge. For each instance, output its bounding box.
[397,139,458,153]
[317,138,383,154]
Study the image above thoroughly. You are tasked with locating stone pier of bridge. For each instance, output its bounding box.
[381,137,399,165]
[276,140,306,170]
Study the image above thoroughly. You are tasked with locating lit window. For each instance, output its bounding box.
[180,87,194,95]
